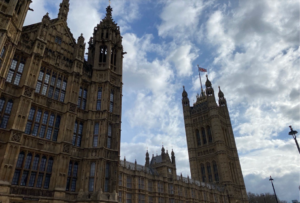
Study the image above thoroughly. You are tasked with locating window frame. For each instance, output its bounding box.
[12,151,53,189]
[66,161,78,192]
[109,89,114,112]
[6,55,26,86]
[72,121,83,147]
[77,87,87,110]
[35,67,67,102]
[96,88,102,110]
[25,107,61,141]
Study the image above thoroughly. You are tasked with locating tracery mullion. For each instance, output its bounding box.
[51,113,58,141]
[43,111,51,140]
[9,57,18,84]
[31,152,39,187]
[39,156,47,188]
[44,69,52,97]
[25,152,35,186]
[43,156,50,188]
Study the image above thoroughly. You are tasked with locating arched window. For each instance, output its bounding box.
[73,121,83,147]
[78,87,87,110]
[25,107,61,141]
[207,126,212,143]
[196,129,201,146]
[66,161,78,192]
[89,162,96,192]
[206,163,212,182]
[99,46,107,63]
[201,128,207,144]
[109,89,114,112]
[12,152,53,189]
[213,161,219,182]
[111,48,117,71]
[93,122,99,147]
[104,162,110,192]
[0,98,13,129]
[107,124,112,149]
[96,88,102,110]
[200,164,206,182]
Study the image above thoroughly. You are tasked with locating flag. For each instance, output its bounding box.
[198,67,207,72]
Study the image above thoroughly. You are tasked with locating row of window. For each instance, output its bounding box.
[195,126,212,146]
[200,161,219,183]
[12,152,53,188]
[119,191,225,203]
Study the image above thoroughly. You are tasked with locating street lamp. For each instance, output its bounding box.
[289,126,300,154]
[269,176,279,203]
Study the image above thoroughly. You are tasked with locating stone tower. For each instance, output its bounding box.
[0,1,123,202]
[182,76,248,203]
[0,0,32,90]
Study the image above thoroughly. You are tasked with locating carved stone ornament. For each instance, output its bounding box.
[11,132,21,142]
[24,87,33,97]
[63,143,70,153]
[69,103,76,112]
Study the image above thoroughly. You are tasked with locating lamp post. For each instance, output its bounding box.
[289,126,300,154]
[269,176,279,203]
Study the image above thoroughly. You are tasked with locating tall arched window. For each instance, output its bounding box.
[0,98,13,129]
[213,161,219,182]
[201,128,207,144]
[73,121,83,147]
[107,124,112,149]
[207,163,212,182]
[196,129,201,146]
[93,122,99,147]
[111,48,117,71]
[89,162,96,192]
[109,90,114,112]
[96,88,102,110]
[6,55,26,86]
[207,126,212,143]
[200,164,206,182]
[104,162,110,192]
[24,153,32,169]
[99,46,107,63]
[66,161,78,192]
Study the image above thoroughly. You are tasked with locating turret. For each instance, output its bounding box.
[171,150,175,165]
[218,86,226,106]
[182,86,190,107]
[58,0,70,21]
[145,150,149,167]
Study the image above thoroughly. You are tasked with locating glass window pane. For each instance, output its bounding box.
[73,164,78,177]
[10,60,17,70]
[32,156,39,170]
[36,173,44,188]
[13,73,21,85]
[94,123,99,135]
[0,98,5,112]
[20,171,29,186]
[55,116,61,128]
[43,174,51,189]
[76,135,81,147]
[83,89,87,99]
[25,121,32,134]
[56,78,61,88]
[39,125,46,138]
[52,129,58,141]
[17,63,24,73]
[48,86,54,98]
[42,112,48,124]
[50,75,56,86]
[5,101,13,114]
[39,157,47,171]
[6,70,14,83]
[0,115,9,128]
[42,84,48,95]
[12,169,21,185]
[28,107,35,120]
[62,81,67,90]
[44,74,50,84]
[16,152,25,168]
[28,172,37,187]
[46,127,52,139]
[35,81,42,93]
[36,110,42,122]
[38,71,44,81]
[24,154,32,169]
[60,91,65,102]
[93,136,98,147]
[49,114,55,126]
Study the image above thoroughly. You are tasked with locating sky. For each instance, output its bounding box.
[24,0,299,201]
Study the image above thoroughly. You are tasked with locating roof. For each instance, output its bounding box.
[120,160,159,176]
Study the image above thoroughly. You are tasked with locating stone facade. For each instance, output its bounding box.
[182,76,248,203]
[0,0,122,202]
[0,1,248,203]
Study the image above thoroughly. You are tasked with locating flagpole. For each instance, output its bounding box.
[197,65,203,95]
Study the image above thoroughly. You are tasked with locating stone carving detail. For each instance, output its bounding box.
[63,144,70,153]
[69,103,76,112]
[11,132,21,142]
[24,87,33,97]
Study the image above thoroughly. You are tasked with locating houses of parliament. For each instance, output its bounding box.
[0,0,248,203]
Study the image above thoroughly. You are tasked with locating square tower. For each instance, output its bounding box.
[182,76,248,203]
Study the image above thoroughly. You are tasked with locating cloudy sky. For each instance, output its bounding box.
[24,0,299,201]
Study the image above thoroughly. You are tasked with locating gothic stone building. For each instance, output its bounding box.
[0,1,248,203]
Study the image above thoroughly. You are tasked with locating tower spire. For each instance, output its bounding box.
[58,0,70,21]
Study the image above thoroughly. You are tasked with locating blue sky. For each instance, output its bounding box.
[24,0,299,201]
